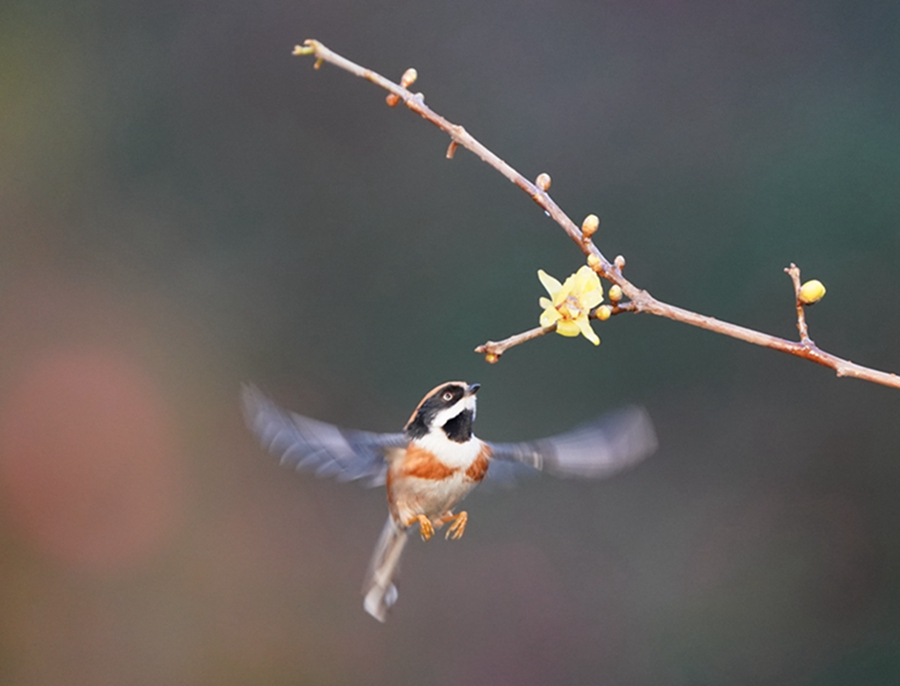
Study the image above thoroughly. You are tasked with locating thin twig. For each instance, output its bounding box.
[785,263,812,344]
[475,325,555,360]
[475,302,636,358]
[293,40,900,391]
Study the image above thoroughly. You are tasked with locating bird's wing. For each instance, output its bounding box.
[486,406,657,482]
[241,384,407,486]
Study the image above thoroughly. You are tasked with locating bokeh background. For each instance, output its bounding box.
[2,1,899,684]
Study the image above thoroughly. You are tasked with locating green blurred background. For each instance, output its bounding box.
[1,1,899,684]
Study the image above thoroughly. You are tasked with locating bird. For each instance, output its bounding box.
[241,381,657,622]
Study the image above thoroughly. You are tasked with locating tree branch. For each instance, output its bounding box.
[293,40,900,391]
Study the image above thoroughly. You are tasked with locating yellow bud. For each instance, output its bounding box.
[582,214,599,237]
[596,305,612,321]
[614,254,626,270]
[485,352,499,364]
[798,279,826,305]
[586,254,601,269]
[609,285,623,302]
[535,173,552,191]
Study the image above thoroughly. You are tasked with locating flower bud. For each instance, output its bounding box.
[387,68,419,107]
[400,68,418,88]
[596,305,612,321]
[582,214,599,237]
[798,279,826,305]
[586,254,601,269]
[535,173,552,191]
[608,285,623,302]
[485,352,499,364]
[614,254,626,270]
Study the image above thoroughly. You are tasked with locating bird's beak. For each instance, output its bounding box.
[466,383,481,396]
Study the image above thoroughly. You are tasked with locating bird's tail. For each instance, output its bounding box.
[362,516,408,622]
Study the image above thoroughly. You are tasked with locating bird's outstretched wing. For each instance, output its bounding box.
[486,406,657,482]
[241,384,407,486]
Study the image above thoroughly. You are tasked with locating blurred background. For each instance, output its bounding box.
[1,0,899,683]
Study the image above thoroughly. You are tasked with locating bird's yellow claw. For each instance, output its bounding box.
[410,514,434,541]
[445,511,468,540]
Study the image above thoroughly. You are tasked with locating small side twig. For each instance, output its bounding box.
[785,263,812,345]
[475,301,636,360]
[293,40,900,391]
[475,325,555,362]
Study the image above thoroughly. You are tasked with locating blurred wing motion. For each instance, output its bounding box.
[487,406,657,482]
[241,384,406,486]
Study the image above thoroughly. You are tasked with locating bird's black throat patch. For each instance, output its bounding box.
[442,409,474,443]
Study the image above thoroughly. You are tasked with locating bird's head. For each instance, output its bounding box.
[404,381,480,443]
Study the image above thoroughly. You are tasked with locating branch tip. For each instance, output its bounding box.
[292,43,316,56]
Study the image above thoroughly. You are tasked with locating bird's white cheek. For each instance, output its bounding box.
[431,395,477,428]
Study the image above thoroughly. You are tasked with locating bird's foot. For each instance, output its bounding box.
[444,511,468,540]
[407,514,434,541]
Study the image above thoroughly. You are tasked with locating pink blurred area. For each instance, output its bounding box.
[0,278,186,575]
[0,346,182,574]
[0,275,392,685]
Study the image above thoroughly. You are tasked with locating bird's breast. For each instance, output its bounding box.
[387,439,491,521]
[409,432,489,473]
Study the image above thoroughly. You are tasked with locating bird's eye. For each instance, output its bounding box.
[442,391,454,402]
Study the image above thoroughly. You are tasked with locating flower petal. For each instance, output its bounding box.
[575,315,601,345]
[553,274,576,306]
[577,267,603,294]
[573,265,593,288]
[556,319,581,337]
[539,297,553,310]
[537,270,562,297]
[540,307,561,328]
[582,287,604,309]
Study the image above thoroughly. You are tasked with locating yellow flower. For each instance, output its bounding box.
[538,265,604,345]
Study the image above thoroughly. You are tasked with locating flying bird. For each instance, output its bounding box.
[242,381,656,622]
